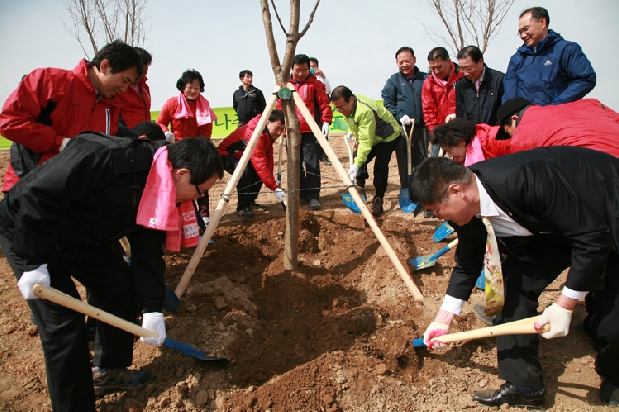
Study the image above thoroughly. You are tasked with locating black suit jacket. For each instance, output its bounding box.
[447,146,618,301]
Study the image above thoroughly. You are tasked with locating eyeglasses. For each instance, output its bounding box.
[194,184,206,198]
[517,19,540,36]
[459,65,476,73]
[333,100,349,112]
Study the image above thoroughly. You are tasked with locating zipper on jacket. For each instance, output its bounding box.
[105,109,110,135]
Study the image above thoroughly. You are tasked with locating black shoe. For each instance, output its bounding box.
[309,199,321,210]
[600,381,619,406]
[321,155,332,166]
[237,208,255,218]
[371,196,383,217]
[251,202,268,211]
[472,382,546,408]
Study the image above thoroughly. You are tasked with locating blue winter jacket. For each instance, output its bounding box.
[502,30,596,105]
[381,67,427,126]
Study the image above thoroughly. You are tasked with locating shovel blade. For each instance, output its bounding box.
[412,338,426,348]
[163,338,228,363]
[433,221,454,242]
[163,284,180,313]
[409,254,437,270]
[342,193,367,214]
[399,188,418,213]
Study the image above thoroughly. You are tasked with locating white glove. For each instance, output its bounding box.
[164,131,176,143]
[348,164,359,181]
[445,113,456,123]
[275,178,280,186]
[346,132,355,143]
[274,188,286,201]
[59,137,71,151]
[423,321,450,349]
[535,303,572,339]
[400,115,412,125]
[17,264,50,300]
[321,122,330,138]
[141,312,166,346]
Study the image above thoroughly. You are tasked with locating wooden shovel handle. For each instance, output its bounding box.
[32,283,158,338]
[434,316,550,344]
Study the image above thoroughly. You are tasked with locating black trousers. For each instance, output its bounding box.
[299,132,321,201]
[1,235,137,412]
[495,236,619,388]
[394,124,429,188]
[221,155,263,210]
[355,135,400,198]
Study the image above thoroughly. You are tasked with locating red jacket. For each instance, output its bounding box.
[476,99,619,159]
[0,59,120,191]
[156,96,213,140]
[218,115,278,190]
[422,61,463,132]
[277,74,332,133]
[116,75,152,128]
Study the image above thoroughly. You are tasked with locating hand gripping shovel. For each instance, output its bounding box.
[32,283,227,363]
[433,221,455,242]
[399,121,419,213]
[409,239,458,270]
[412,316,550,347]
[342,133,367,213]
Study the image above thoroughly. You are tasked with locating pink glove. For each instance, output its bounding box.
[423,321,449,350]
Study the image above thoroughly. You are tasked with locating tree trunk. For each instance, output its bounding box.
[281,100,300,269]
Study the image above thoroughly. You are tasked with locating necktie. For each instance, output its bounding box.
[482,217,505,316]
[475,80,481,93]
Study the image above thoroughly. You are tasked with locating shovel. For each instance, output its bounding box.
[412,316,550,347]
[433,221,454,242]
[32,283,227,363]
[399,121,419,213]
[341,133,367,213]
[409,239,458,270]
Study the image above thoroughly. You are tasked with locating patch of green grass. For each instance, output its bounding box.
[0,137,11,150]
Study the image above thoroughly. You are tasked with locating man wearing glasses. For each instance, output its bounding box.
[503,6,596,105]
[455,46,505,126]
[331,86,400,217]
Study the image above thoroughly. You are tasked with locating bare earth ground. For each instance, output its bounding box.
[0,135,613,411]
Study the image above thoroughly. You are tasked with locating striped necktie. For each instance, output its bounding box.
[482,217,505,316]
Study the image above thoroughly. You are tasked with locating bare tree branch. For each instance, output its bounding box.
[270,0,287,35]
[421,0,514,56]
[298,0,320,38]
[62,0,149,55]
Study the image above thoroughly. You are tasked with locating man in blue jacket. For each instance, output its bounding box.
[503,7,596,105]
[381,47,428,206]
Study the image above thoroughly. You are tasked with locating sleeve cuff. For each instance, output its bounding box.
[562,286,588,300]
[440,294,464,316]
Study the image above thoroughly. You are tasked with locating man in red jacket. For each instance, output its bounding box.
[117,47,153,129]
[277,54,332,210]
[0,40,143,192]
[422,47,463,157]
[218,110,286,218]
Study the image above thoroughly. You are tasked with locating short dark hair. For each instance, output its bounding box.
[410,156,473,205]
[167,137,224,184]
[91,40,143,77]
[427,47,450,62]
[395,46,415,59]
[132,121,165,141]
[520,7,550,25]
[309,57,319,66]
[330,85,353,102]
[292,54,310,69]
[176,69,205,92]
[269,109,285,123]
[456,45,483,63]
[239,70,253,79]
[134,47,152,66]
[432,119,477,146]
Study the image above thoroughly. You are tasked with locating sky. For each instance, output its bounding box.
[0,0,618,111]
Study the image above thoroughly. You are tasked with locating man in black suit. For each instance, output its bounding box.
[410,148,619,408]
